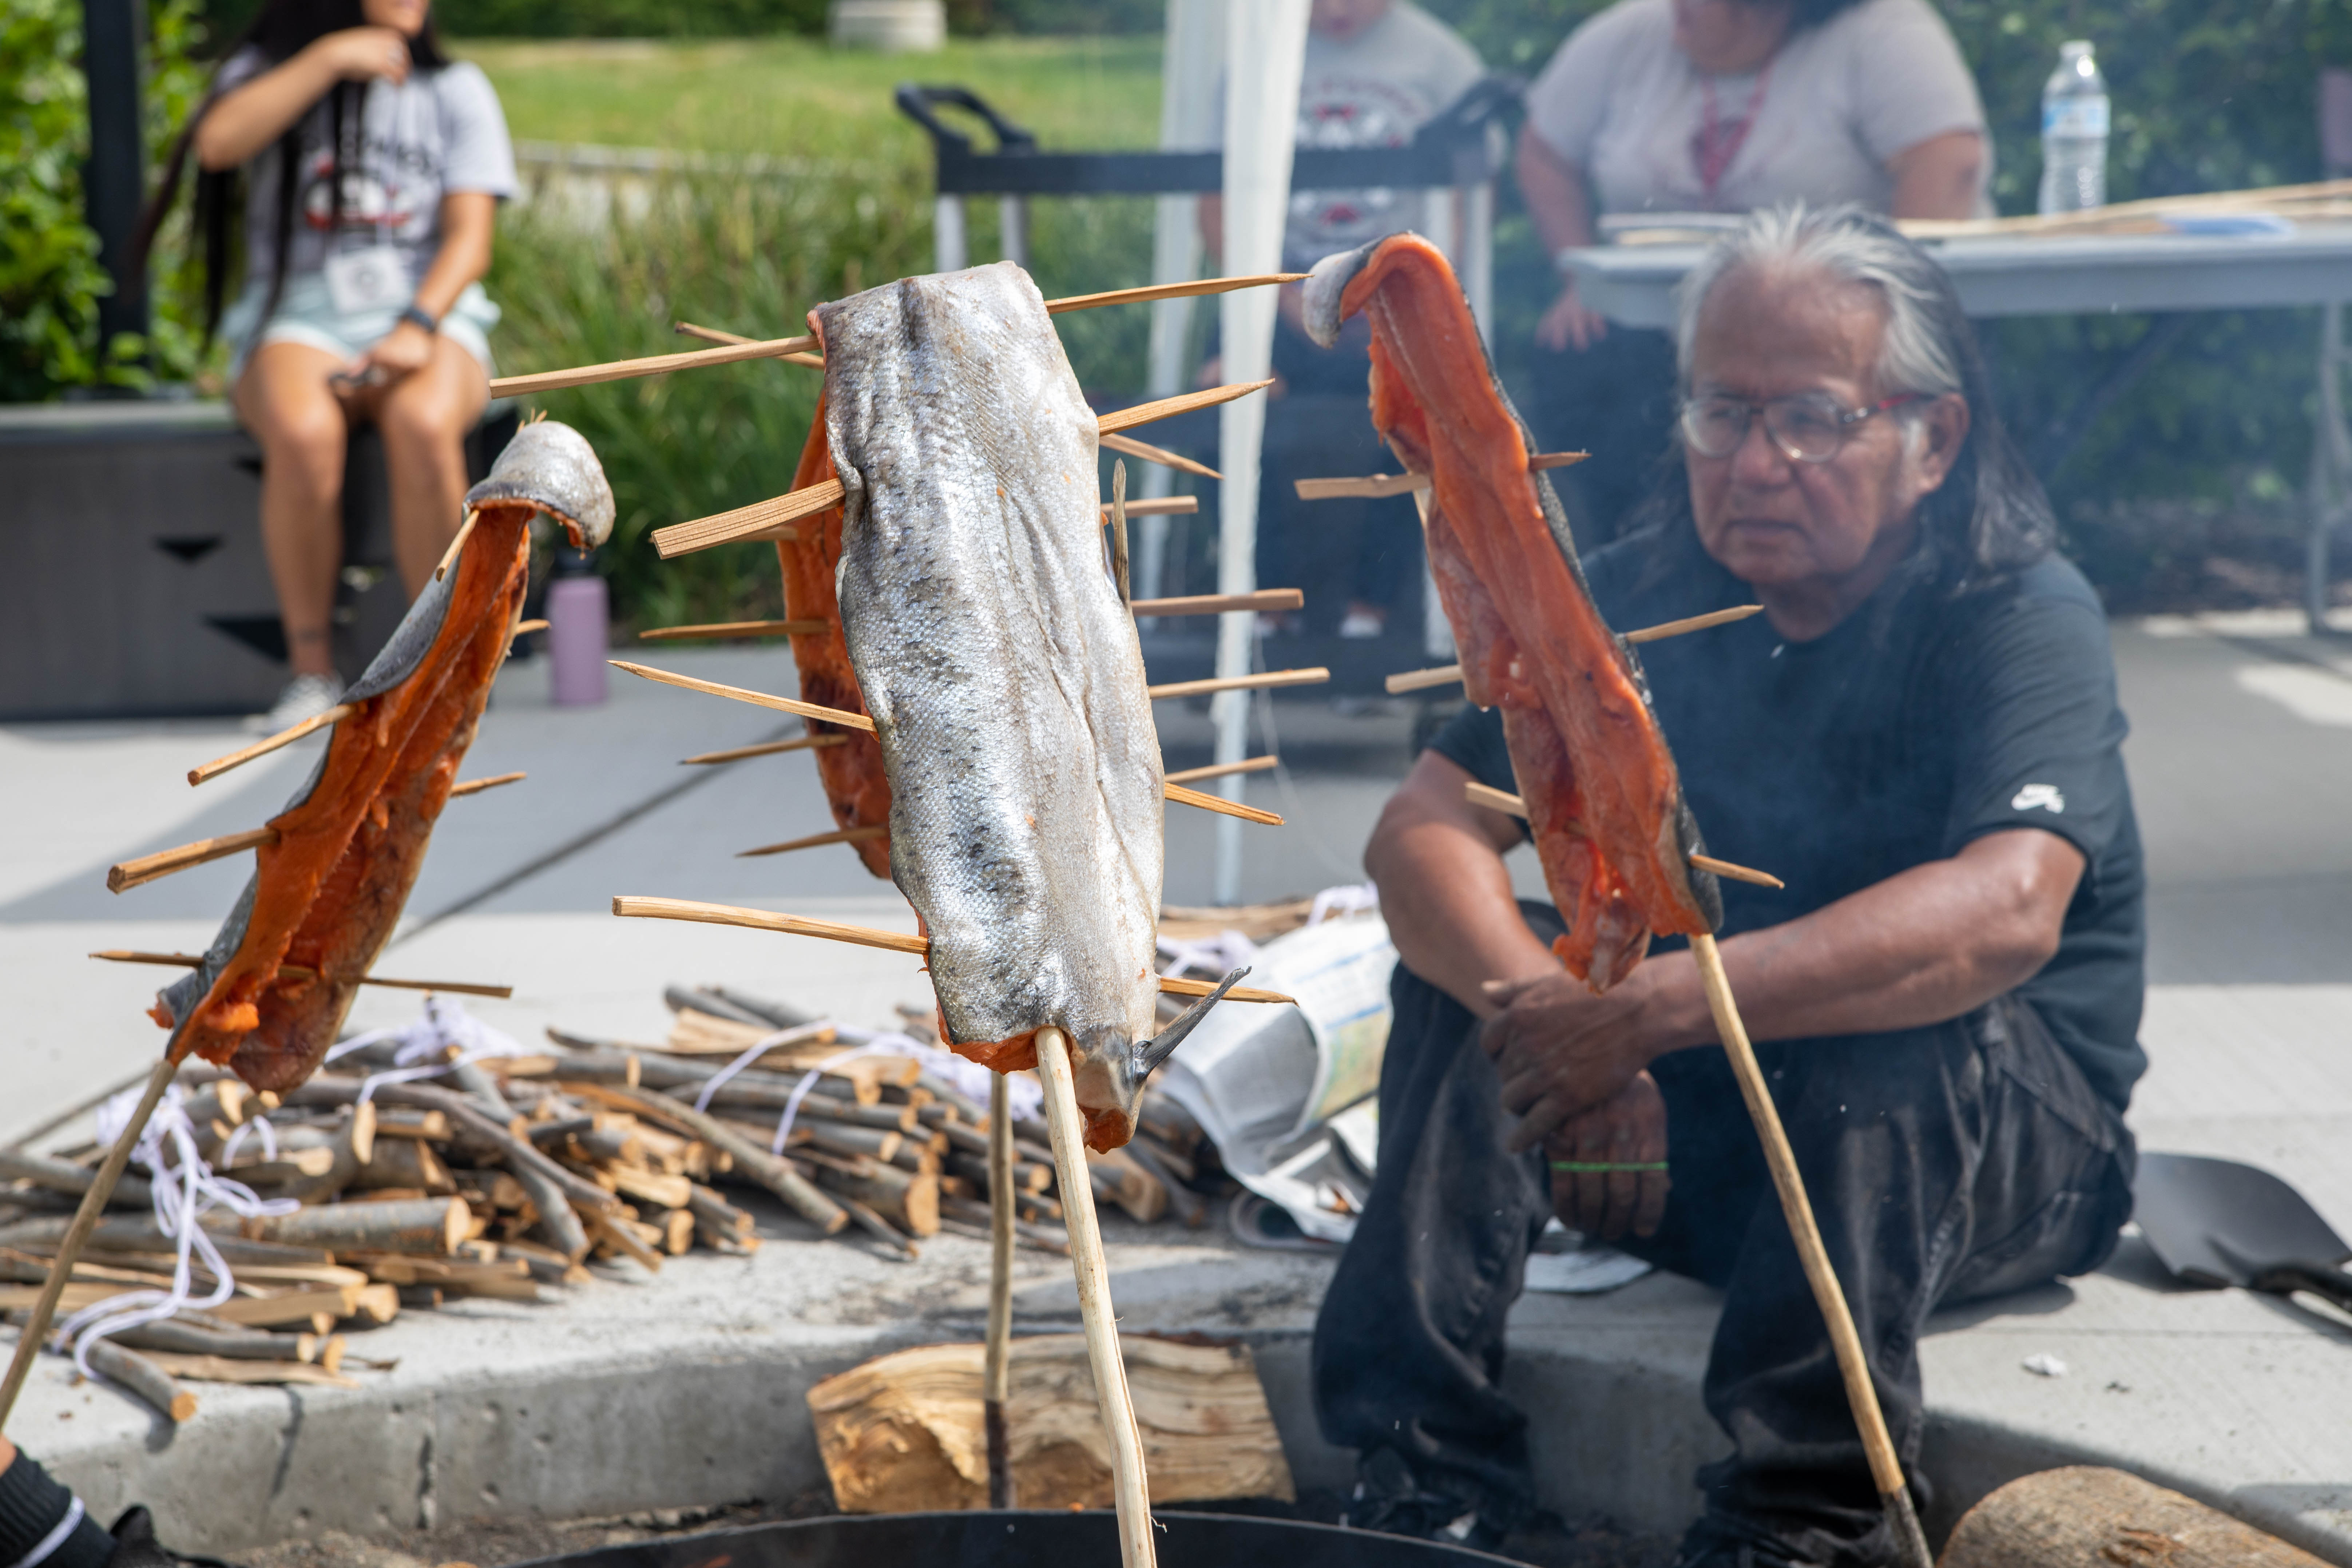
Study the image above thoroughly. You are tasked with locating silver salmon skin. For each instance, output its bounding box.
[816,262,1170,1150]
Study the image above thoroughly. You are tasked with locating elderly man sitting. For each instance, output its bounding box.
[1316,205,2144,1568]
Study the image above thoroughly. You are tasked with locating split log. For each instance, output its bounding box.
[282,1078,619,1217]
[0,1217,331,1266]
[1120,1141,1202,1228]
[104,1320,318,1363]
[1939,1468,2329,1568]
[948,1151,1052,1195]
[82,1337,197,1421]
[566,1082,849,1236]
[0,1150,152,1210]
[243,1196,471,1255]
[356,1135,457,1195]
[806,1334,1294,1513]
[1086,1147,1168,1224]
[797,1150,940,1238]
[133,1353,357,1391]
[941,1195,1069,1254]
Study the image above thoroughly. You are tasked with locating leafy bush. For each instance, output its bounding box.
[1,0,213,400]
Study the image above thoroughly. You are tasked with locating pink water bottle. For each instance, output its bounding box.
[547,569,608,707]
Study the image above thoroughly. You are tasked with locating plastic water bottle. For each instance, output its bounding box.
[547,549,608,707]
[2038,40,2109,215]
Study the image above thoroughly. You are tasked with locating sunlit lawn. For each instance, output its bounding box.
[459,35,1166,166]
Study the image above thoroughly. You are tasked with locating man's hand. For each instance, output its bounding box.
[1480,963,1670,1151]
[1537,282,1610,353]
[1544,1071,1669,1242]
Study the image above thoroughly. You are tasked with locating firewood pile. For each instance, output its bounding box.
[0,985,1219,1422]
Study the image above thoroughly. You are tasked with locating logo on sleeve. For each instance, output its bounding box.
[2011,783,2066,814]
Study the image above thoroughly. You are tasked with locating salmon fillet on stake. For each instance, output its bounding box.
[1304,234,1721,989]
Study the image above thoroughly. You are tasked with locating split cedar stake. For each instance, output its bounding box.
[1294,450,1586,500]
[1385,604,1766,694]
[110,772,526,890]
[1129,589,1303,617]
[91,950,514,999]
[1456,786,1785,889]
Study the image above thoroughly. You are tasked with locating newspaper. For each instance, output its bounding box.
[1155,906,1397,1243]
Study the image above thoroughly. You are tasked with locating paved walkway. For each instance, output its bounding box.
[5,620,2349,1560]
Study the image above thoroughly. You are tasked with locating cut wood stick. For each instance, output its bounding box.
[108,826,275,893]
[1035,1025,1155,1568]
[1130,589,1303,618]
[448,770,527,798]
[1455,788,1782,888]
[434,508,479,581]
[1147,667,1328,700]
[89,950,513,999]
[653,381,1272,560]
[492,333,821,398]
[639,618,827,641]
[1099,497,1195,518]
[673,320,826,367]
[986,1071,1015,1508]
[1099,430,1219,480]
[1110,460,1131,606]
[514,618,549,635]
[1163,755,1277,785]
[1293,451,1587,500]
[0,1049,182,1428]
[610,897,1295,1002]
[189,703,354,786]
[1383,605,1768,695]
[83,1335,197,1422]
[738,824,889,858]
[611,660,876,731]
[569,1082,847,1235]
[682,733,846,766]
[1163,781,1282,826]
[1689,932,1931,1568]
[1045,271,1305,315]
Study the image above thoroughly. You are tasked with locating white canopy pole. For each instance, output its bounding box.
[1136,0,1226,604]
[1211,0,1309,905]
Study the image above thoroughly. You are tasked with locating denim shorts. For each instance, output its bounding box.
[223,273,500,383]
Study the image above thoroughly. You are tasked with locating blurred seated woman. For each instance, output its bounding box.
[1518,0,1989,544]
[141,0,515,730]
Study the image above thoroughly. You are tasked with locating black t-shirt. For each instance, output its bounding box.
[1432,534,2147,1108]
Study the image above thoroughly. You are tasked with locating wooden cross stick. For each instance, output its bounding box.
[514,619,550,636]
[114,772,528,890]
[737,824,888,858]
[1460,784,1784,889]
[1034,1024,1155,1567]
[190,703,355,786]
[91,949,515,999]
[1101,496,1196,519]
[609,897,1296,1004]
[1164,755,1277,785]
[611,663,1282,823]
[1131,589,1302,618]
[1147,667,1328,701]
[434,508,480,581]
[1687,933,1933,1568]
[681,734,846,766]
[493,273,1304,400]
[1295,451,1587,501]
[673,321,826,367]
[640,619,828,642]
[650,379,1273,560]
[1384,605,1768,694]
[985,1071,1016,1508]
[1110,461,1132,606]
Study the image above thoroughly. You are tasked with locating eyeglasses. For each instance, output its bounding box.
[1678,391,1926,464]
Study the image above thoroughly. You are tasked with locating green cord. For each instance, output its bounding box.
[1549,1160,1669,1173]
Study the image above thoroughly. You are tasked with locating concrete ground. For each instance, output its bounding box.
[4,618,2349,1563]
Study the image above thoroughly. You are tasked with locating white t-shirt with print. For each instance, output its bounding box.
[1525,0,1989,218]
[218,47,517,293]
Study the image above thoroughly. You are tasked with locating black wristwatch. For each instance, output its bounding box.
[399,304,440,334]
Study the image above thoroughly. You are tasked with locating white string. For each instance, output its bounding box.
[325,995,531,1103]
[54,1084,300,1383]
[765,1041,909,1156]
[690,1025,809,1114]
[1157,928,1260,983]
[833,1024,1043,1123]
[1308,881,1381,926]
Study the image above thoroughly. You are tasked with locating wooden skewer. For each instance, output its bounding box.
[514,619,550,635]
[90,949,513,999]
[1688,933,1932,1568]
[681,734,847,766]
[653,380,1272,561]
[1383,605,1769,694]
[115,771,526,891]
[673,321,826,367]
[1130,589,1302,618]
[1295,451,1588,501]
[737,824,888,858]
[1147,667,1328,701]
[640,619,828,642]
[1099,496,1197,518]
[434,508,480,582]
[1164,782,1281,825]
[1034,1024,1155,1568]
[1109,461,1132,606]
[189,703,355,786]
[985,1071,1016,1508]
[494,275,1304,401]
[0,1048,185,1427]
[609,897,1294,1003]
[1460,785,1783,889]
[1164,755,1277,785]
[1100,430,1220,480]
[611,660,877,732]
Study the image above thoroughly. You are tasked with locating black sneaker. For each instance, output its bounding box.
[1342,1448,1509,1553]
[107,1507,240,1568]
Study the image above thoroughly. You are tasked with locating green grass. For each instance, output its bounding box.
[467,36,1178,630]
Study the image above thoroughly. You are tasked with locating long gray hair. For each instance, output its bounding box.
[1658,202,2054,598]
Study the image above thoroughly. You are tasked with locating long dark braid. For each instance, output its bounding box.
[134,1,451,348]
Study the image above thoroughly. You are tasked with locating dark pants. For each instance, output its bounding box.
[1312,902,2135,1564]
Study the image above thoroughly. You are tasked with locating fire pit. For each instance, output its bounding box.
[515,1510,1515,1568]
